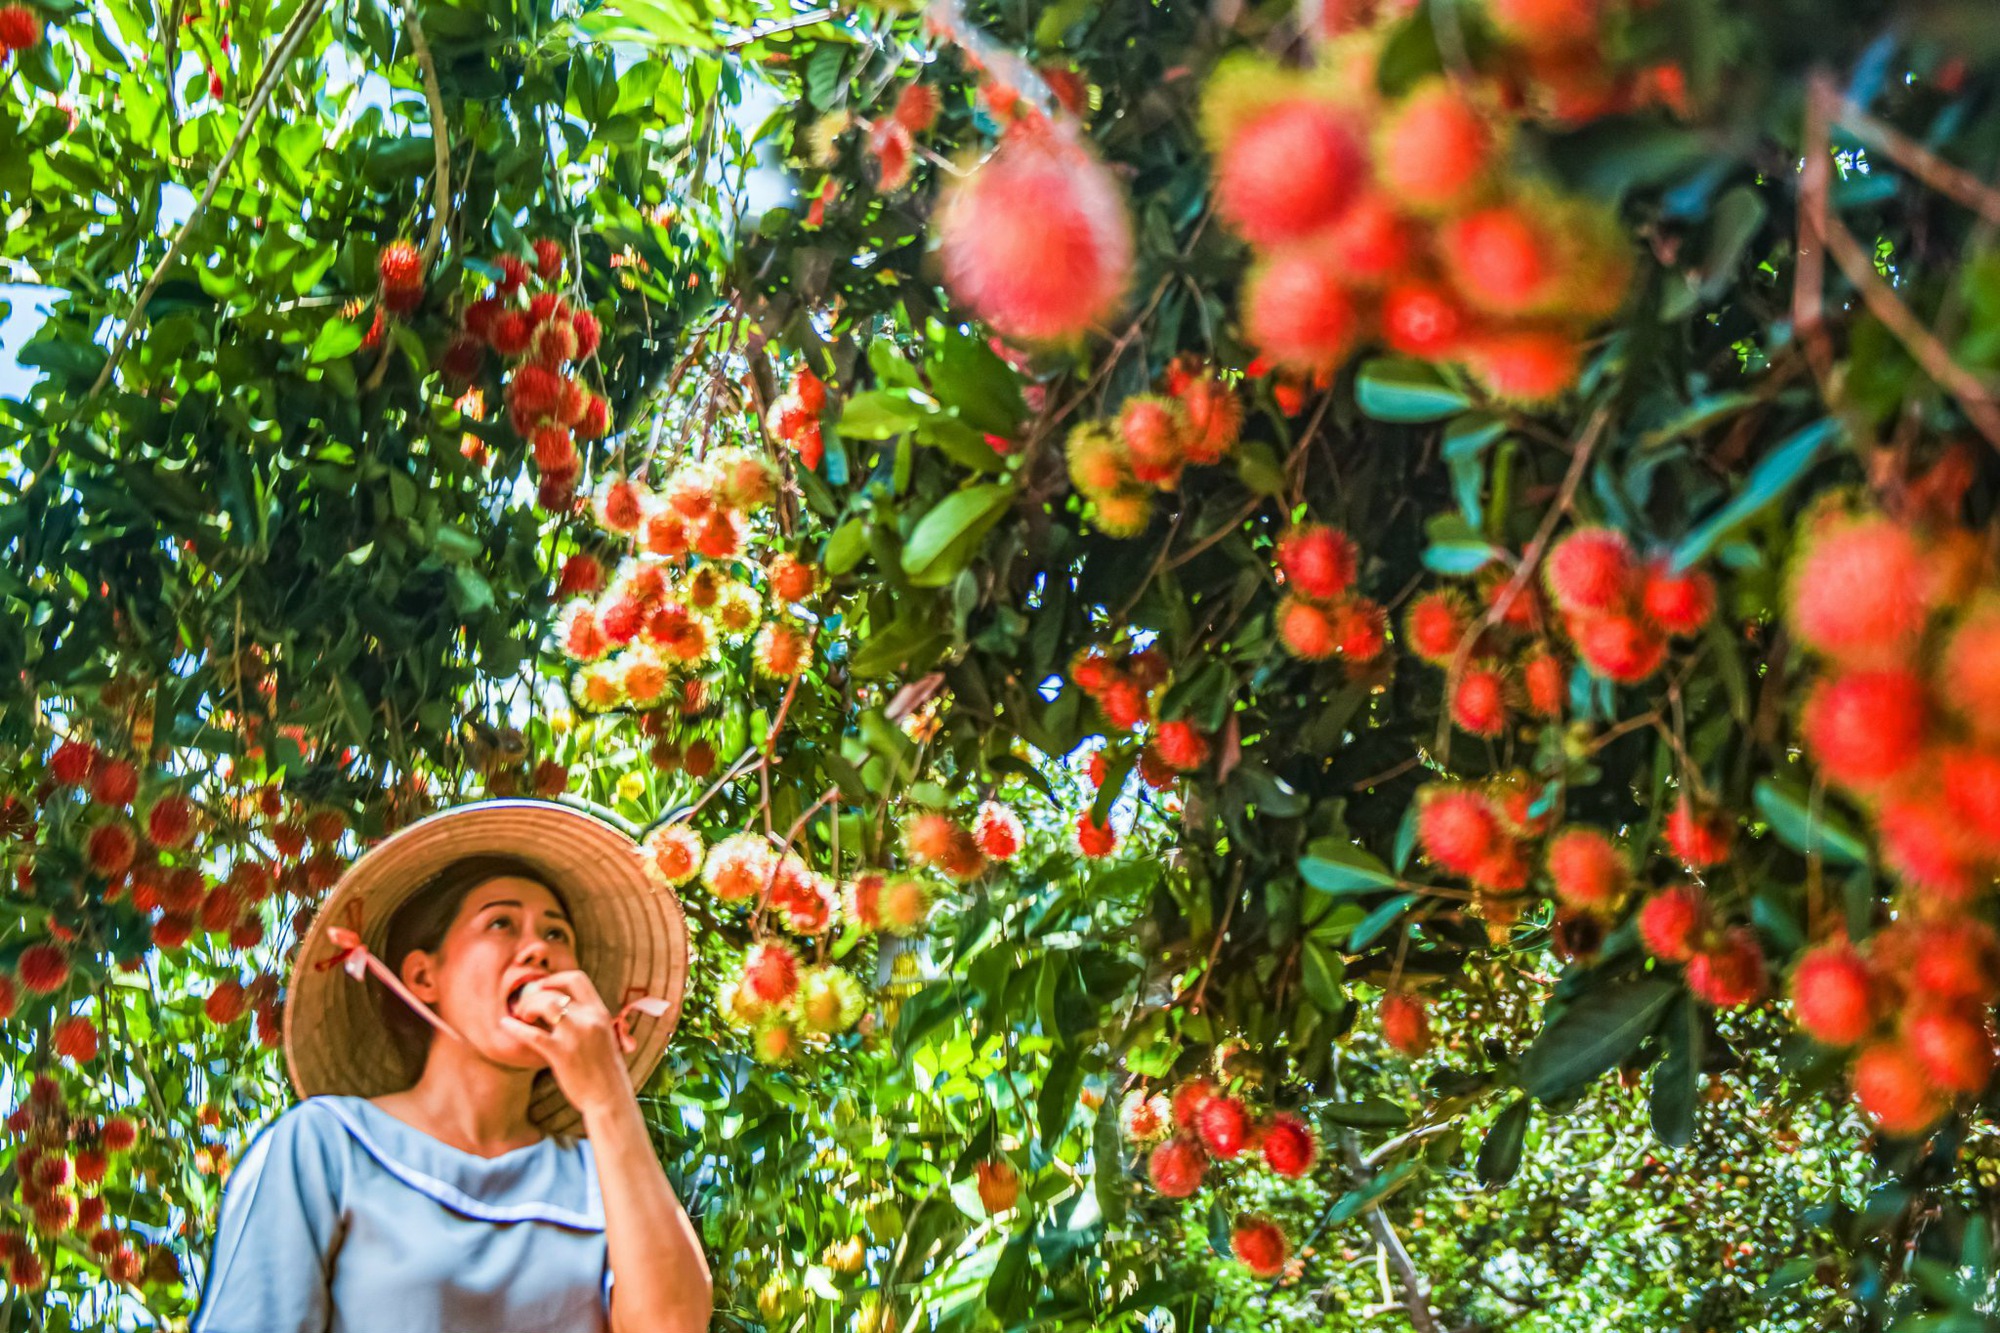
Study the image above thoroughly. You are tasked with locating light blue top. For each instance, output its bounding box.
[193,1095,612,1333]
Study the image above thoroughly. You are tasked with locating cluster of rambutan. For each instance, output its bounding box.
[1767,500,2000,1132]
[763,366,829,473]
[1787,920,1998,1136]
[1412,776,1551,942]
[1401,525,1714,738]
[1,1076,155,1290]
[1201,55,1632,404]
[1467,0,1694,127]
[1271,522,1389,666]
[555,450,820,731]
[444,238,609,511]
[1064,358,1244,535]
[935,111,1135,344]
[1126,1077,1314,1279]
[1633,880,1764,1008]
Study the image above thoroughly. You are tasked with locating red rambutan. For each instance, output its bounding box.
[1787,513,1930,668]
[50,739,95,787]
[1441,203,1559,315]
[1640,560,1715,636]
[1196,1094,1250,1159]
[1381,991,1431,1055]
[1376,80,1496,212]
[1260,1112,1317,1178]
[743,941,802,1006]
[17,943,69,994]
[1905,1006,1995,1095]
[1852,1043,1948,1136]
[1148,1136,1207,1198]
[88,759,138,809]
[936,119,1134,342]
[1151,720,1211,773]
[1243,243,1360,371]
[1075,814,1118,858]
[1451,666,1509,738]
[1941,604,2000,743]
[1574,613,1666,684]
[1789,940,1878,1047]
[1663,795,1731,868]
[1544,526,1634,615]
[1637,884,1707,963]
[1276,596,1341,661]
[1545,826,1626,911]
[1275,524,1358,603]
[51,1016,97,1063]
[1214,98,1367,245]
[1686,928,1763,1007]
[1231,1216,1290,1278]
[1798,669,1928,791]
[1417,787,1501,875]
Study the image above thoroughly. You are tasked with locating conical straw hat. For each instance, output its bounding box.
[283,798,689,1136]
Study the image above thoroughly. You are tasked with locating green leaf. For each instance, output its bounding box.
[1299,838,1399,894]
[1422,513,1501,575]
[1092,1095,1128,1227]
[310,317,366,363]
[1672,418,1842,570]
[1349,892,1416,950]
[823,517,868,575]
[1649,994,1702,1149]
[1354,358,1471,422]
[1753,776,1870,866]
[1519,975,1679,1102]
[1322,1098,1410,1130]
[839,388,928,439]
[902,482,1014,587]
[1477,1096,1530,1186]
[985,1227,1035,1321]
[1327,1159,1419,1224]
[1300,942,1345,1012]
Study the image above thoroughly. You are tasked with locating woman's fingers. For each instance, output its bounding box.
[499,1014,559,1053]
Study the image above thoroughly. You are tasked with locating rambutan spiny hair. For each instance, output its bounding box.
[936,116,1135,343]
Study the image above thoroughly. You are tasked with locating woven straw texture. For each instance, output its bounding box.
[283,799,688,1137]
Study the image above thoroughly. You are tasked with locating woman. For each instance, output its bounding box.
[194,800,712,1333]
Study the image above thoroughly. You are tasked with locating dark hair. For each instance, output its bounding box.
[376,855,570,1082]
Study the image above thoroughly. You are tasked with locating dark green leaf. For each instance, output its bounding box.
[1299,838,1399,894]
[1355,358,1471,422]
[1753,776,1870,866]
[1477,1096,1530,1185]
[1520,975,1679,1102]
[1673,418,1841,570]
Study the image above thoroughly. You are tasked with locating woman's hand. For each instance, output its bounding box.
[500,972,635,1120]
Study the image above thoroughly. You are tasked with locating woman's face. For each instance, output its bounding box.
[401,875,579,1070]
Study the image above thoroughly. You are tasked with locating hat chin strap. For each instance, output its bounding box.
[321,926,470,1047]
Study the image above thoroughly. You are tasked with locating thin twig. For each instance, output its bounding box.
[1434,409,1610,763]
[1830,87,2000,227]
[403,10,451,271]
[88,0,331,397]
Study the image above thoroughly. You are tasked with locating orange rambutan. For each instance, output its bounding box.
[1214,97,1367,245]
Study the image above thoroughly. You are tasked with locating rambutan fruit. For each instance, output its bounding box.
[101,1117,137,1153]
[1520,647,1566,717]
[1197,1094,1251,1158]
[1798,669,1928,791]
[769,555,818,604]
[1260,1112,1318,1178]
[1213,97,1367,245]
[1404,590,1471,665]
[1941,746,2000,855]
[51,1016,97,1063]
[31,1194,75,1237]
[1243,243,1360,371]
[1320,190,1416,287]
[1232,1216,1291,1278]
[1099,678,1150,732]
[743,941,803,1007]
[1663,795,1731,868]
[751,1019,802,1065]
[203,979,247,1025]
[49,739,94,787]
[1641,560,1715,636]
[89,759,138,809]
[1545,826,1627,911]
[1333,597,1390,661]
[1463,327,1583,404]
[509,364,565,421]
[1877,793,1982,902]
[1451,665,1510,738]
[1544,526,1634,615]
[1905,1006,1995,1095]
[558,602,611,663]
[1176,375,1243,465]
[1941,603,2000,743]
[1276,596,1341,661]
[1151,720,1211,772]
[1686,928,1764,1007]
[1786,512,1930,668]
[490,311,535,359]
[702,832,776,903]
[1440,202,1561,315]
[1381,991,1431,1055]
[1417,786,1501,875]
[532,236,566,281]
[1381,282,1471,361]
[0,5,45,51]
[974,801,1024,860]
[7,1252,43,1290]
[377,240,423,293]
[1376,80,1497,212]
[973,1158,1020,1215]
[1091,488,1155,538]
[1574,613,1667,684]
[1853,1042,1949,1136]
[1173,1078,1217,1133]
[1072,422,1136,490]
[1276,523,1359,603]
[694,510,747,562]
[1118,394,1190,486]
[794,966,865,1036]
[1637,884,1707,962]
[753,622,810,679]
[1121,1091,1171,1142]
[1075,813,1119,858]
[1888,920,2000,1007]
[875,876,933,935]
[83,823,134,876]
[1486,0,1601,52]
[17,943,68,994]
[1147,1136,1207,1198]
[936,118,1133,342]
[1790,940,1878,1046]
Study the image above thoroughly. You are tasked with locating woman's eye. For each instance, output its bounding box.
[488,915,513,931]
